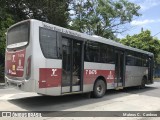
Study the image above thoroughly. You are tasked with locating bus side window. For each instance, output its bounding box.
[85,41,100,63]
[100,44,114,64]
[107,46,114,64]
[85,42,91,62]
[142,55,148,67]
[126,56,133,65]
[39,28,58,59]
[126,51,135,66]
[100,44,107,63]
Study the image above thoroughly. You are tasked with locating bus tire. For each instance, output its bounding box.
[140,77,146,89]
[93,79,106,98]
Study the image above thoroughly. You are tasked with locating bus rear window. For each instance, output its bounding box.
[39,28,58,59]
[7,22,29,48]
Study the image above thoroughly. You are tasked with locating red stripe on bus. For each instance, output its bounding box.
[39,68,115,88]
[84,69,115,84]
[39,68,62,88]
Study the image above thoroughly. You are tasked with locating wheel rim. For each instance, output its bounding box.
[97,85,103,94]
[94,80,106,97]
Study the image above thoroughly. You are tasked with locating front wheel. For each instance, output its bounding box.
[93,80,106,98]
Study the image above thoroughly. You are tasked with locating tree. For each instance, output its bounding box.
[0,6,14,81]
[0,0,72,82]
[120,30,160,63]
[3,0,71,27]
[69,0,141,39]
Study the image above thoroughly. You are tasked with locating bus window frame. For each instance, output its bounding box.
[125,50,150,67]
[39,27,60,59]
[7,21,30,51]
[84,41,116,64]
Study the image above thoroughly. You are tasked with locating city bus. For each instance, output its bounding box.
[5,19,154,98]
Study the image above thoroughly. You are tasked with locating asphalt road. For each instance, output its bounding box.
[0,81,160,120]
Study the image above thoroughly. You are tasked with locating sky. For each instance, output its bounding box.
[117,0,160,39]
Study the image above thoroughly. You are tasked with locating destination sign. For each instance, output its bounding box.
[42,23,81,37]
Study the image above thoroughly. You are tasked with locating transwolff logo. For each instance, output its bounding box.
[12,55,16,62]
[51,69,57,76]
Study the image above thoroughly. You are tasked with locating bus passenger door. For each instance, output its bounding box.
[61,37,83,93]
[115,50,125,89]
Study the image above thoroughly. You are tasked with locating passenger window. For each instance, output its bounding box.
[39,27,58,59]
[85,41,100,62]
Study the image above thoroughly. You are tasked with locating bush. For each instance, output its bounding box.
[0,64,5,83]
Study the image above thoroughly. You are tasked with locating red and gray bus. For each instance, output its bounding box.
[5,19,154,98]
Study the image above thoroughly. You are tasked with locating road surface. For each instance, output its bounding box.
[0,81,160,120]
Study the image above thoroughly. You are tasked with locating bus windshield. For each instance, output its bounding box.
[7,22,29,49]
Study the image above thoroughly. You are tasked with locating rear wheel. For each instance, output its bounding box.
[140,77,146,89]
[93,79,106,98]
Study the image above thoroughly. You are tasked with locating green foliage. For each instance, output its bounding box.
[0,14,14,56]
[0,0,71,81]
[120,30,160,63]
[3,0,71,27]
[0,64,5,82]
[0,9,14,57]
[156,54,160,65]
[69,0,141,39]
[0,6,15,80]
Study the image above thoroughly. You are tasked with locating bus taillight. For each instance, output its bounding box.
[26,56,31,80]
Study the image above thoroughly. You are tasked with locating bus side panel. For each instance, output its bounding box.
[33,21,62,96]
[32,21,46,95]
[18,20,37,92]
[42,59,62,96]
[22,20,36,92]
[125,66,148,87]
[83,62,115,92]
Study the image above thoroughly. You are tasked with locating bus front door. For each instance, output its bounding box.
[61,37,83,93]
[115,50,125,89]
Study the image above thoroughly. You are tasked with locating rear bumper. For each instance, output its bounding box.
[6,76,24,85]
[5,76,35,92]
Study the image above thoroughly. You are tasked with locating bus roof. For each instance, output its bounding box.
[9,19,154,56]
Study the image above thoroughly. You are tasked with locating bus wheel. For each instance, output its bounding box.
[93,80,106,98]
[140,77,146,89]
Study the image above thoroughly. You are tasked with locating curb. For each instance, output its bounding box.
[0,83,5,86]
[0,83,5,89]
